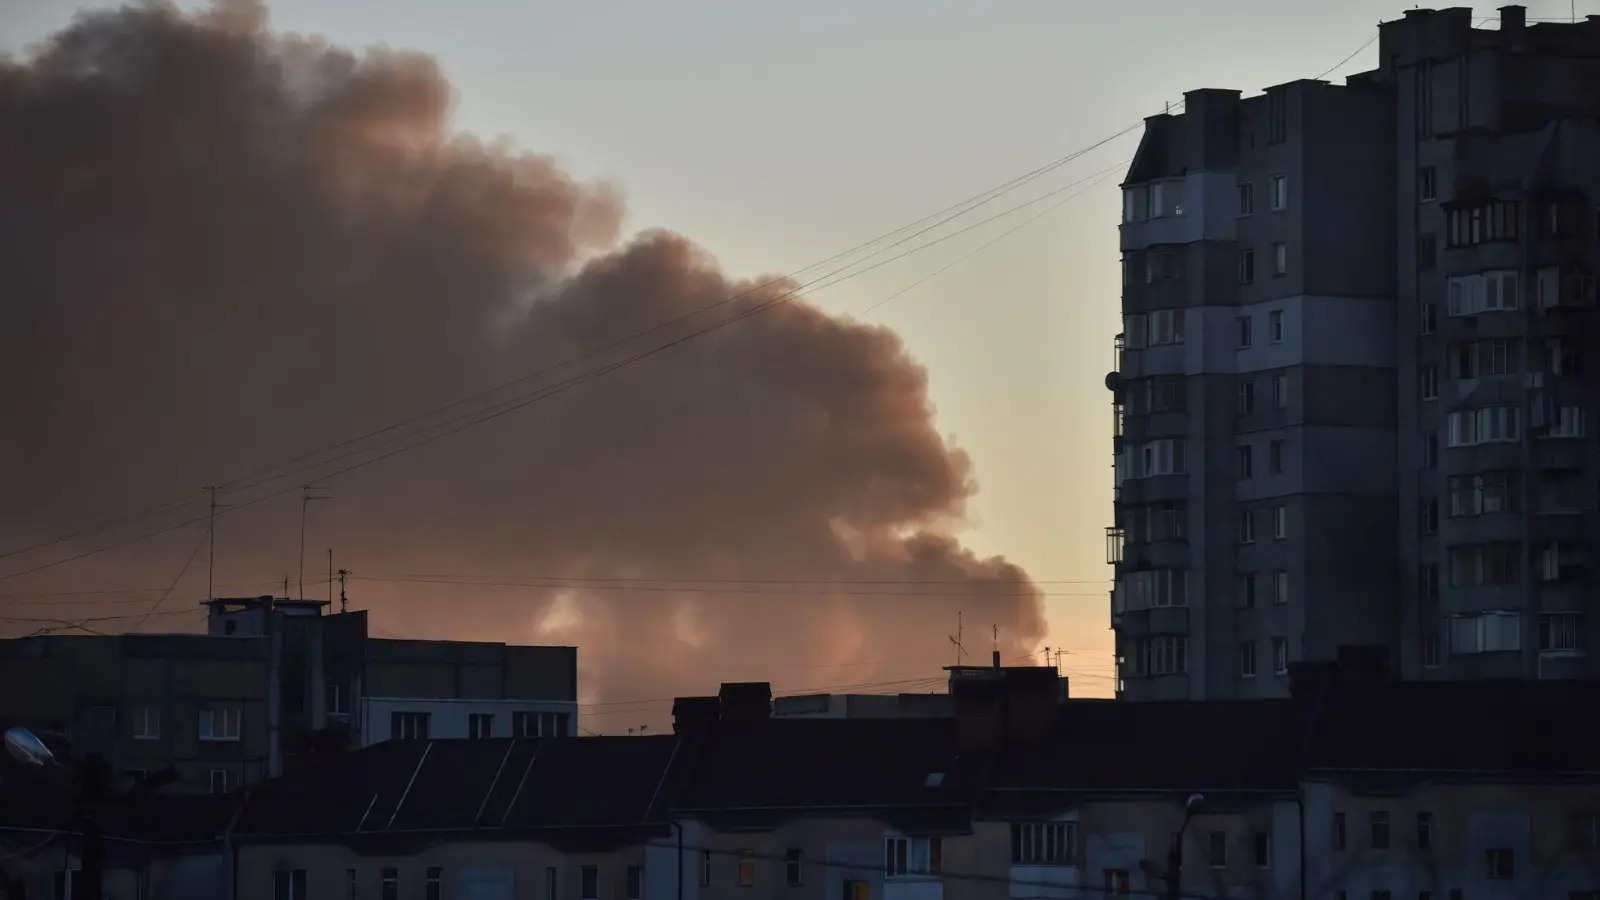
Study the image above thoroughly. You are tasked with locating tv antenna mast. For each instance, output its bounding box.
[948,611,965,666]
[336,569,351,613]
[202,486,233,601]
[298,485,332,600]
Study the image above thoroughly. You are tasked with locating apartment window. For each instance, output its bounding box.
[133,706,160,740]
[1448,543,1518,587]
[1419,564,1440,605]
[1422,433,1438,468]
[1447,271,1519,315]
[327,682,347,715]
[1446,407,1520,447]
[1536,267,1597,309]
[1239,249,1256,284]
[427,868,443,900]
[1239,509,1255,544]
[348,869,357,900]
[513,710,571,738]
[1448,472,1513,517]
[1419,365,1438,401]
[736,850,756,886]
[1273,638,1289,675]
[1239,182,1255,217]
[1547,337,1583,376]
[273,870,308,900]
[627,866,644,900]
[1454,339,1514,379]
[1270,175,1288,211]
[1269,504,1286,540]
[1449,611,1522,654]
[1123,188,1146,224]
[1541,402,1587,439]
[1419,233,1438,270]
[547,867,559,900]
[1121,636,1188,676]
[1420,299,1438,334]
[1239,574,1257,609]
[1419,166,1437,202]
[468,713,494,739]
[381,867,399,900]
[1446,201,1520,247]
[208,768,236,794]
[1273,571,1288,606]
[1370,811,1391,850]
[582,865,601,899]
[1422,632,1442,668]
[884,836,941,878]
[1207,830,1227,867]
[1238,315,1253,348]
[1539,612,1584,653]
[1136,439,1187,478]
[1272,242,1288,276]
[1267,88,1287,144]
[1123,569,1188,610]
[1485,848,1514,880]
[1269,440,1285,476]
[1145,308,1185,345]
[1333,813,1347,851]
[1240,642,1257,678]
[1104,869,1131,896]
[1272,374,1288,409]
[1254,832,1271,868]
[700,851,712,887]
[1237,445,1254,479]
[1568,812,1600,851]
[391,711,430,740]
[1146,180,1186,218]
[1239,380,1256,415]
[1269,310,1284,343]
[1416,812,1433,851]
[1421,498,1439,535]
[785,850,803,886]
[1145,250,1184,283]
[1011,821,1078,864]
[198,707,241,742]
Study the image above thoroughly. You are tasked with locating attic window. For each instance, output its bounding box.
[924,772,945,787]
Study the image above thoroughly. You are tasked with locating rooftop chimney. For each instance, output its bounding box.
[1499,5,1526,35]
[671,696,719,734]
[717,682,772,723]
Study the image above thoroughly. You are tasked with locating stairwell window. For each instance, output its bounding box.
[1240,509,1256,544]
[1420,300,1438,334]
[1419,365,1438,401]
[1273,374,1289,409]
[1272,242,1288,276]
[1273,571,1289,606]
[1419,166,1437,202]
[1238,315,1253,349]
[1011,821,1078,865]
[1239,249,1256,284]
[1237,445,1254,479]
[1239,380,1256,415]
[1239,183,1255,217]
[1422,633,1442,668]
[885,836,942,878]
[1270,175,1288,211]
[1269,440,1285,476]
[1240,642,1257,678]
[1272,504,1287,540]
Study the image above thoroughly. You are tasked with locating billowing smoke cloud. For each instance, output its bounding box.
[0,1,1045,726]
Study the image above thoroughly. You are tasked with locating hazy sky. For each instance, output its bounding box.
[3,0,1587,694]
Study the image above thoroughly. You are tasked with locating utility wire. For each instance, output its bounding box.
[128,524,210,633]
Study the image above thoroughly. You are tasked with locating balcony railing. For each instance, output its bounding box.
[1113,332,1125,371]
[1104,527,1124,566]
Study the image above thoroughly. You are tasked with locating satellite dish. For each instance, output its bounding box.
[4,727,58,768]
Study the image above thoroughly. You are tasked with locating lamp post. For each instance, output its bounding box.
[1164,793,1205,900]
[5,726,177,900]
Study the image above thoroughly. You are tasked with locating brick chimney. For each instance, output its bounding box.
[717,682,772,723]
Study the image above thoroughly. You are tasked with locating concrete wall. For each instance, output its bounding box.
[360,696,579,743]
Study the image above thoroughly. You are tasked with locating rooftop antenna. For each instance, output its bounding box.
[327,549,334,607]
[202,486,233,601]
[337,569,351,613]
[948,611,965,666]
[298,485,332,600]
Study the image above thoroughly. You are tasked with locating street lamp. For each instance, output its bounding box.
[1146,793,1203,900]
[5,726,178,900]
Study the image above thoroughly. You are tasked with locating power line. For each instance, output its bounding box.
[351,574,1105,598]
[128,524,210,633]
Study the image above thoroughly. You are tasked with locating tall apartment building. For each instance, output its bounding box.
[0,595,578,790]
[1107,6,1600,700]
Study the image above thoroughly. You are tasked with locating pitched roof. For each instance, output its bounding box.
[673,717,975,832]
[236,735,681,839]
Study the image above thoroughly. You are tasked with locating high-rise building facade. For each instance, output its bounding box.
[1108,6,1600,700]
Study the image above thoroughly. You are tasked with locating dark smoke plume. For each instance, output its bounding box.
[0,1,1045,725]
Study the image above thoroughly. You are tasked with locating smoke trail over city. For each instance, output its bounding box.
[0,1,1045,722]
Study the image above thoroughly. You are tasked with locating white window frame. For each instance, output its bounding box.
[1272,504,1287,540]
[198,707,241,742]
[884,835,942,879]
[1538,612,1584,653]
[1449,611,1522,655]
[1239,250,1256,284]
[274,870,308,900]
[1419,166,1436,202]
[1238,315,1253,349]
[1420,365,1438,401]
[1240,509,1255,544]
[1240,642,1257,678]
[1272,242,1288,276]
[1011,820,1079,865]
[1123,569,1189,610]
[133,705,160,741]
[1273,571,1289,606]
[1448,272,1519,316]
[1270,175,1288,211]
[1446,407,1521,448]
[1273,374,1288,409]
[1238,183,1254,217]
[1136,439,1187,479]
[1544,405,1586,439]
[1146,309,1185,346]
[1269,310,1284,343]
[1272,638,1289,675]
[1239,380,1255,415]
[209,768,236,794]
